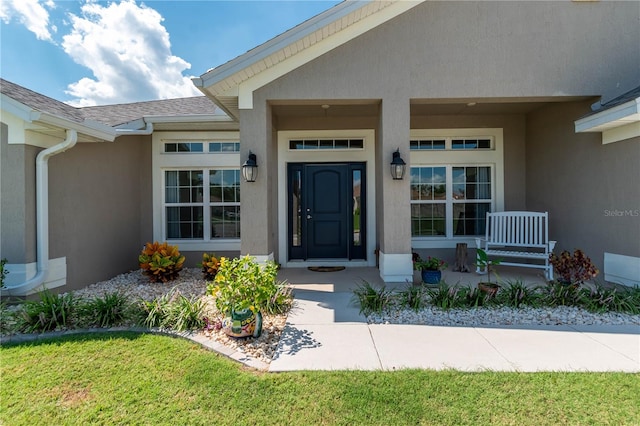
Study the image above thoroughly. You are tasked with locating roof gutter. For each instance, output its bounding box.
[114,118,154,135]
[3,129,78,296]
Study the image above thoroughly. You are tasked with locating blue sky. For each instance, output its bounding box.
[0,0,341,106]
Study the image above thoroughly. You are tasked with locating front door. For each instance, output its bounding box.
[288,163,366,261]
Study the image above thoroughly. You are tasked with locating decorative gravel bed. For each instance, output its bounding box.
[367,305,640,327]
[3,269,638,366]
[1,268,288,366]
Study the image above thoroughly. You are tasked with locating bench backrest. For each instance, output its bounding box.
[486,211,548,247]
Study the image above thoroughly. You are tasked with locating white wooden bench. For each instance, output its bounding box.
[475,211,556,280]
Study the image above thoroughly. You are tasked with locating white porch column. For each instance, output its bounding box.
[378,96,412,282]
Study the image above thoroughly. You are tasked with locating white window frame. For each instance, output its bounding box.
[152,131,241,252]
[410,128,504,249]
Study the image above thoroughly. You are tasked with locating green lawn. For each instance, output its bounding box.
[1,332,639,425]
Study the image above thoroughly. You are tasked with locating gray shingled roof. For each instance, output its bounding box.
[81,96,220,127]
[1,78,86,123]
[596,85,640,112]
[1,78,221,128]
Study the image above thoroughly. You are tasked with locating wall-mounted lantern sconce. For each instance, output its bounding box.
[390,148,406,180]
[242,151,258,182]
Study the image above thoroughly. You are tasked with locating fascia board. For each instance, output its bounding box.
[1,94,35,121]
[144,114,233,123]
[602,122,640,144]
[36,112,117,142]
[575,98,640,132]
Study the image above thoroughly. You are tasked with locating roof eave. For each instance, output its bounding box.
[197,0,367,89]
[195,0,425,111]
[575,97,640,133]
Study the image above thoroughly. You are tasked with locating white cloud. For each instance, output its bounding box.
[0,0,54,41]
[62,0,200,106]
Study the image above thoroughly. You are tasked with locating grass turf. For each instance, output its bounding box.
[1,332,638,425]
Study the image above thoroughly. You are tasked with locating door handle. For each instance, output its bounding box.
[307,214,312,220]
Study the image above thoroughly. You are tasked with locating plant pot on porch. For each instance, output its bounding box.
[222,308,263,338]
[478,282,500,297]
[421,269,442,285]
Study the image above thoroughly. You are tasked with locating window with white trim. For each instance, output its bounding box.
[164,169,240,240]
[410,129,504,243]
[153,133,242,248]
[411,165,492,237]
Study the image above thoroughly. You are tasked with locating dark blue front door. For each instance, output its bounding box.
[306,165,349,258]
[287,163,366,261]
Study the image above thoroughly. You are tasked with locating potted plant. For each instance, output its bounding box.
[549,249,599,286]
[475,248,502,296]
[208,255,280,338]
[415,256,448,284]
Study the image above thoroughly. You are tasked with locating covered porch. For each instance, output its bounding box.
[278,264,549,293]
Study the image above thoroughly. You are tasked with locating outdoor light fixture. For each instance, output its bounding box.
[242,151,258,182]
[390,148,406,180]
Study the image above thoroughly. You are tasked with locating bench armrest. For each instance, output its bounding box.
[548,240,557,253]
[474,238,485,249]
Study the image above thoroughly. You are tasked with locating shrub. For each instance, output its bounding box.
[140,293,173,329]
[139,242,185,283]
[496,280,543,308]
[542,281,582,307]
[139,289,206,331]
[426,282,464,310]
[0,301,17,335]
[578,284,640,314]
[262,285,294,315]
[461,286,492,308]
[78,292,131,328]
[352,281,394,315]
[208,255,286,316]
[549,249,599,285]
[199,253,220,281]
[0,258,8,288]
[397,285,428,311]
[19,288,76,333]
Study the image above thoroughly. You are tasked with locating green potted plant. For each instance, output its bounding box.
[208,255,280,338]
[549,249,599,286]
[415,256,448,284]
[475,248,502,296]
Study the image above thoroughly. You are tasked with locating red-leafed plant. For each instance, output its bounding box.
[549,249,599,285]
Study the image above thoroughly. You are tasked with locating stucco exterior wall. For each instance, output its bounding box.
[526,100,640,272]
[256,1,639,104]
[48,136,152,290]
[242,0,637,267]
[411,114,528,211]
[0,123,37,263]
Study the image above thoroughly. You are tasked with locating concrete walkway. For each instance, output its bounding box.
[270,267,640,372]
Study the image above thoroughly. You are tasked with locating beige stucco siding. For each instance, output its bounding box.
[237,0,638,274]
[0,123,37,263]
[526,100,640,271]
[255,1,639,104]
[48,136,152,290]
[411,114,528,211]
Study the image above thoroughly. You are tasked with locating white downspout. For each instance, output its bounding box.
[4,129,78,296]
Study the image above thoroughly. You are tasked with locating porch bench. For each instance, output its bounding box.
[475,211,556,280]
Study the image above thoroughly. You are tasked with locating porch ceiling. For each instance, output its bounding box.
[269,97,592,119]
[271,101,380,119]
[411,97,592,116]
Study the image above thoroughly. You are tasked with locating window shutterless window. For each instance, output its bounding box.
[411,165,493,238]
[164,169,240,240]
